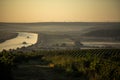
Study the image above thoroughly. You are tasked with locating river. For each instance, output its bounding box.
[0,32,38,51]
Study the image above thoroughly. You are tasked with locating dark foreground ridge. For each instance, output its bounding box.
[0,49,120,80]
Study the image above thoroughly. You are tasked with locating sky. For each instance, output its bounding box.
[0,0,120,22]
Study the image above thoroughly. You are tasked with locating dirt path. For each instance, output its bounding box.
[12,59,70,80]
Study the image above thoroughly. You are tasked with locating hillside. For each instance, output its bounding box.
[0,32,18,43]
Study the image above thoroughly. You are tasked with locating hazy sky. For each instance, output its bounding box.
[0,0,120,22]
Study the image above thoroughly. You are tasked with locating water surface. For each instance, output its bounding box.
[0,32,38,51]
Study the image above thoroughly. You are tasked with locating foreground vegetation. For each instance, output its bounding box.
[0,49,120,80]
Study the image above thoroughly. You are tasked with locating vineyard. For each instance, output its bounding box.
[38,49,120,57]
[0,49,120,80]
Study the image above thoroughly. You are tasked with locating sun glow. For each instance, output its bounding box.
[0,0,120,22]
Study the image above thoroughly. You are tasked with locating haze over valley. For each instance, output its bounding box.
[0,22,120,51]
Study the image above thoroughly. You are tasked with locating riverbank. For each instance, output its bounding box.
[0,32,38,51]
[0,32,18,43]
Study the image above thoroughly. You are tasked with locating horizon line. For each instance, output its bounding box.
[0,21,120,24]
